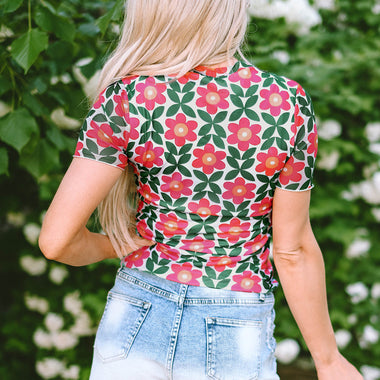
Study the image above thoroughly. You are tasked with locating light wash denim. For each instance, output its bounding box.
[89,266,280,380]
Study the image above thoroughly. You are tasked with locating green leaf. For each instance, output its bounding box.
[0,148,9,176]
[0,109,39,152]
[96,0,124,35]
[19,139,60,178]
[11,29,49,73]
[35,6,76,42]
[1,0,23,13]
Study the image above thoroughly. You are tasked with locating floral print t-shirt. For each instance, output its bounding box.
[74,60,318,293]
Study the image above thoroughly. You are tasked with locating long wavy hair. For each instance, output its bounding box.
[97,0,249,257]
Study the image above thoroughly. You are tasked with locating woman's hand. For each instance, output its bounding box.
[316,352,363,380]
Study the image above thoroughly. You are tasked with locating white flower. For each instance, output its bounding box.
[317,150,340,171]
[373,3,380,15]
[369,143,380,156]
[346,282,369,304]
[24,294,49,314]
[359,173,380,205]
[372,208,380,222]
[318,119,342,140]
[371,283,380,299]
[19,255,47,276]
[313,0,335,10]
[62,365,80,380]
[36,358,65,379]
[52,331,79,351]
[249,0,322,35]
[359,325,380,348]
[365,122,380,142]
[275,338,300,364]
[49,266,69,285]
[6,211,26,227]
[33,328,53,349]
[64,291,83,316]
[72,58,100,99]
[0,25,14,39]
[69,311,94,337]
[347,314,358,326]
[346,238,371,259]
[60,73,72,84]
[45,313,64,332]
[361,365,380,380]
[272,50,290,65]
[0,101,12,117]
[23,223,41,245]
[51,108,81,130]
[334,329,351,349]
[50,76,60,85]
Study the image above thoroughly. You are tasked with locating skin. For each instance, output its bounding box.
[39,60,363,380]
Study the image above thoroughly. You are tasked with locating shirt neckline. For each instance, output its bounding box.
[191,60,243,78]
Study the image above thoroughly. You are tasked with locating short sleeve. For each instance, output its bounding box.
[276,85,318,191]
[74,81,130,169]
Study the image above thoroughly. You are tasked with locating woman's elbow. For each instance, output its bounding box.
[38,228,64,261]
[273,246,305,267]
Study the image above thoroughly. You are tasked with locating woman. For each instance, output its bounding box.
[39,1,363,379]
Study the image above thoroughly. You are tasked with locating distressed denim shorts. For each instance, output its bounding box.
[89,266,280,380]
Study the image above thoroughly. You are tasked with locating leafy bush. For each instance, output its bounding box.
[0,0,379,379]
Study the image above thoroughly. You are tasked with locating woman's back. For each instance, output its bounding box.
[75,60,317,293]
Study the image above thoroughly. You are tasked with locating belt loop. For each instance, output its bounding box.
[259,293,266,302]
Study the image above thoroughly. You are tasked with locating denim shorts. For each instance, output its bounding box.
[89,266,280,380]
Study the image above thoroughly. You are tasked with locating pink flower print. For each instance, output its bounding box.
[290,104,305,146]
[113,90,129,117]
[259,249,272,275]
[87,120,124,150]
[165,113,197,146]
[117,153,128,169]
[278,157,305,185]
[194,65,228,77]
[222,177,256,204]
[167,262,202,286]
[192,143,226,174]
[136,220,154,240]
[243,235,269,255]
[93,90,105,109]
[138,183,160,205]
[307,125,318,157]
[74,141,83,156]
[156,243,180,261]
[136,77,166,110]
[161,172,193,199]
[256,147,287,176]
[157,213,188,238]
[296,84,306,96]
[123,247,150,268]
[229,66,261,88]
[287,79,299,88]
[206,255,241,272]
[260,84,291,117]
[122,75,138,85]
[227,117,261,151]
[232,271,262,292]
[217,218,251,244]
[196,83,229,114]
[250,197,272,216]
[176,71,200,84]
[180,237,215,254]
[126,116,140,140]
[188,198,221,218]
[135,141,164,168]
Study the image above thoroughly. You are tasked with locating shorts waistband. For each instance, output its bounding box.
[116,266,274,305]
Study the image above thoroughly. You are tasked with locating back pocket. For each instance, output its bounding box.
[206,317,262,380]
[94,291,151,363]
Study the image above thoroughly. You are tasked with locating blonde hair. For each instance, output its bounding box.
[98,0,249,257]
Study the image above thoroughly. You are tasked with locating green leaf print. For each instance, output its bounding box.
[208,192,220,203]
[181,104,196,118]
[198,109,213,123]
[202,277,215,289]
[217,270,232,280]
[278,112,290,125]
[246,85,259,97]
[205,266,217,280]
[167,104,181,117]
[198,135,212,146]
[230,84,244,97]
[182,92,195,104]
[262,113,276,126]
[215,279,230,289]
[225,169,240,180]
[245,109,260,121]
[245,95,258,108]
[212,135,225,149]
[167,89,180,103]
[261,137,276,150]
[229,109,244,121]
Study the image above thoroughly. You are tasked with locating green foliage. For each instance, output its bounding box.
[0,0,379,379]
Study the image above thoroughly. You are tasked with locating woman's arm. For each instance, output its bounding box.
[39,158,151,266]
[272,188,362,380]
